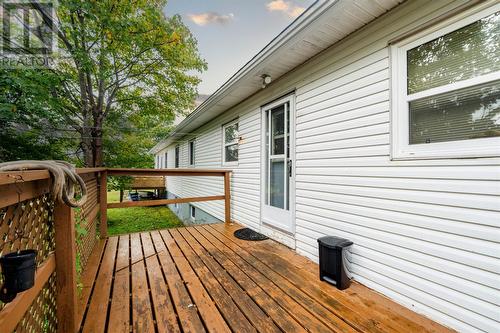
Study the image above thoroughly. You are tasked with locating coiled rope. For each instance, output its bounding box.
[0,160,87,207]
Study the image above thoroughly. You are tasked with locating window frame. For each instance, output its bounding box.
[189,204,195,220]
[222,119,239,166]
[390,4,500,160]
[188,139,196,167]
[174,145,180,168]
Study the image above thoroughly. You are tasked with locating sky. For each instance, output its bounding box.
[163,0,315,95]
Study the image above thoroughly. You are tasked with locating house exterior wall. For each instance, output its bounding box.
[165,191,221,225]
[159,1,500,332]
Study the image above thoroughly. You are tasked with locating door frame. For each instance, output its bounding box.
[260,94,296,235]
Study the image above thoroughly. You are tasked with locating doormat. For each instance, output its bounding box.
[233,228,269,241]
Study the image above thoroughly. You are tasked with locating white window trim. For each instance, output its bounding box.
[188,139,196,167]
[390,3,500,160]
[222,119,239,166]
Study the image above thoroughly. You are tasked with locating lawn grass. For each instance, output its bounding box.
[107,190,121,203]
[107,191,184,236]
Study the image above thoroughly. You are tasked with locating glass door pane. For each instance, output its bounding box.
[270,159,285,208]
[271,105,285,155]
[266,103,289,210]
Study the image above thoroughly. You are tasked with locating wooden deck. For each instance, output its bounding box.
[78,223,453,333]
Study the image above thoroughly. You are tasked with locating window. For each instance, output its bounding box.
[188,140,195,166]
[189,205,195,220]
[222,120,239,164]
[164,152,168,168]
[391,6,500,159]
[175,146,180,168]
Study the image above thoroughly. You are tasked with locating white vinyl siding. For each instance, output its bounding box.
[162,1,500,332]
[166,109,261,231]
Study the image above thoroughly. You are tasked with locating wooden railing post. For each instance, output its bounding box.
[54,201,77,333]
[99,170,108,238]
[224,171,231,224]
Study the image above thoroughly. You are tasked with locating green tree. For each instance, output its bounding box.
[34,0,205,166]
[0,68,74,162]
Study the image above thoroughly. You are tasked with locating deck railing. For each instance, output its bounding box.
[0,167,231,333]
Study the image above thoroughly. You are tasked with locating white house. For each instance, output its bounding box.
[151,1,500,332]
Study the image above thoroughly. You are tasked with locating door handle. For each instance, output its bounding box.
[288,159,292,177]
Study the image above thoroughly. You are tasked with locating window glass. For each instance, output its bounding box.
[270,159,285,209]
[189,141,195,165]
[407,12,500,94]
[224,123,238,143]
[175,146,180,168]
[410,80,500,144]
[270,106,285,155]
[223,121,239,163]
[224,144,238,162]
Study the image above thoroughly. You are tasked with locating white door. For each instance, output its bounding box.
[261,95,295,233]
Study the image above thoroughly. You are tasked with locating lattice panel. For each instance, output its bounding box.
[81,176,98,218]
[76,174,100,273]
[76,215,98,271]
[0,194,55,311]
[14,273,57,333]
[0,193,55,260]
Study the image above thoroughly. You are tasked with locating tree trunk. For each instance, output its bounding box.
[81,126,94,167]
[82,145,93,167]
[119,189,124,203]
[91,110,105,167]
[93,135,103,167]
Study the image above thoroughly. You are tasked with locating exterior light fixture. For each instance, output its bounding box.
[261,74,272,88]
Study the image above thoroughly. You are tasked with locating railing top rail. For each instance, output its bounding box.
[0,169,104,185]
[0,167,231,186]
[0,170,51,185]
[106,168,232,176]
[76,168,107,174]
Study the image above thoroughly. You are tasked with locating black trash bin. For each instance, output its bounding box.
[318,236,353,290]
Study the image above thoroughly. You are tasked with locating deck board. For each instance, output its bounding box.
[151,231,206,333]
[178,227,281,333]
[208,224,395,332]
[197,225,348,333]
[82,237,117,333]
[161,229,231,333]
[79,223,454,333]
[187,227,308,332]
[143,232,180,333]
[131,233,155,333]
[171,228,256,332]
[107,235,130,333]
